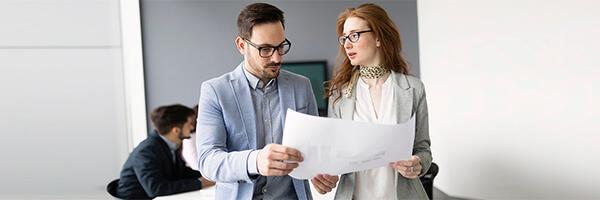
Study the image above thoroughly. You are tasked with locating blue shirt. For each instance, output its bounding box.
[158,133,178,164]
[243,65,297,200]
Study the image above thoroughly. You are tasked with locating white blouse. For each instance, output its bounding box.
[352,74,399,200]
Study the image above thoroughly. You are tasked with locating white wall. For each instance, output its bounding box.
[418,0,600,199]
[0,0,131,199]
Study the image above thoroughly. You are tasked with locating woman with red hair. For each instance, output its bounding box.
[312,3,432,199]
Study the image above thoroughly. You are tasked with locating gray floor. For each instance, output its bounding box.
[433,187,474,200]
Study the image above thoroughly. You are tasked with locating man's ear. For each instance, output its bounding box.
[235,36,246,55]
[170,127,180,134]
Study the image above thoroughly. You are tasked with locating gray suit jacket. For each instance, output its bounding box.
[329,72,432,200]
[196,62,317,200]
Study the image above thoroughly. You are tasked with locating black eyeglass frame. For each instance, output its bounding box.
[243,38,292,58]
[338,30,373,45]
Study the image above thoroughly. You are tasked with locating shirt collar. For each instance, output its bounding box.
[158,134,178,152]
[242,63,276,90]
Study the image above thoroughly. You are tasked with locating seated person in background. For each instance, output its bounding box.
[116,104,214,199]
[181,105,199,170]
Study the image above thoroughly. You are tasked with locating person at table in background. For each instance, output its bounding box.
[181,105,199,170]
[313,3,433,199]
[116,104,214,199]
[181,105,215,188]
[195,3,319,200]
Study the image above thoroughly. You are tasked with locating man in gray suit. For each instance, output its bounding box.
[196,3,321,200]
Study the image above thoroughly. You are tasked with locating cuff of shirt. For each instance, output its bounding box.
[247,150,260,175]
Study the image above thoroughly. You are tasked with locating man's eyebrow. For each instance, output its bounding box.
[257,40,286,47]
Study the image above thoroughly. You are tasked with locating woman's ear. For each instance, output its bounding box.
[376,39,381,47]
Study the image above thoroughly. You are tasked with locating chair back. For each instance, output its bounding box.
[420,162,439,200]
[107,179,121,199]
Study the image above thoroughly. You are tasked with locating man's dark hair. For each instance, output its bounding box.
[192,105,198,133]
[237,3,285,39]
[150,104,195,135]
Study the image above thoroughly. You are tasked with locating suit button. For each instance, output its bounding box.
[262,187,267,193]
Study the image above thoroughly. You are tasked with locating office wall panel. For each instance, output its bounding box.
[0,0,121,46]
[0,0,128,199]
[418,0,600,199]
[0,48,128,198]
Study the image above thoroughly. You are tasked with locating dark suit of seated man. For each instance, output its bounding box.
[116,104,214,199]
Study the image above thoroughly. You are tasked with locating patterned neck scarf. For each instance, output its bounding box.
[359,65,390,79]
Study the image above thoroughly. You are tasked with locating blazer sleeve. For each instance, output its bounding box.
[180,165,202,179]
[196,81,254,183]
[413,81,432,176]
[132,147,202,198]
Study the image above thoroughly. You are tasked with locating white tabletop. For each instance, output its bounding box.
[154,186,215,200]
[154,181,336,200]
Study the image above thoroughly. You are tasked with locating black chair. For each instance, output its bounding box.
[420,162,439,200]
[107,179,121,199]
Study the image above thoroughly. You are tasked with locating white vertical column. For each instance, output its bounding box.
[120,0,148,151]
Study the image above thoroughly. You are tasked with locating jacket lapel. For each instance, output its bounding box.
[339,78,357,120]
[151,132,177,173]
[277,72,295,143]
[230,64,257,149]
[393,74,414,123]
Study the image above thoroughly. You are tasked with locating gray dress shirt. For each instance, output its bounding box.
[243,67,297,200]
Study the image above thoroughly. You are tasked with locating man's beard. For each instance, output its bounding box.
[261,61,282,79]
[178,131,191,140]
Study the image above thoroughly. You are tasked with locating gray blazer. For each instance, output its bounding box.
[329,72,432,200]
[196,63,316,200]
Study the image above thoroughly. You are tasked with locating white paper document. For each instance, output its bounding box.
[282,109,415,179]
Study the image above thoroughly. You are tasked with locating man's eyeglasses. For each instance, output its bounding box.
[338,30,373,45]
[243,38,292,58]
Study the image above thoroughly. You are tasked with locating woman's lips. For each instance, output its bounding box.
[347,52,357,59]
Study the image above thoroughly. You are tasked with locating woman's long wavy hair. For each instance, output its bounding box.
[325,3,410,103]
